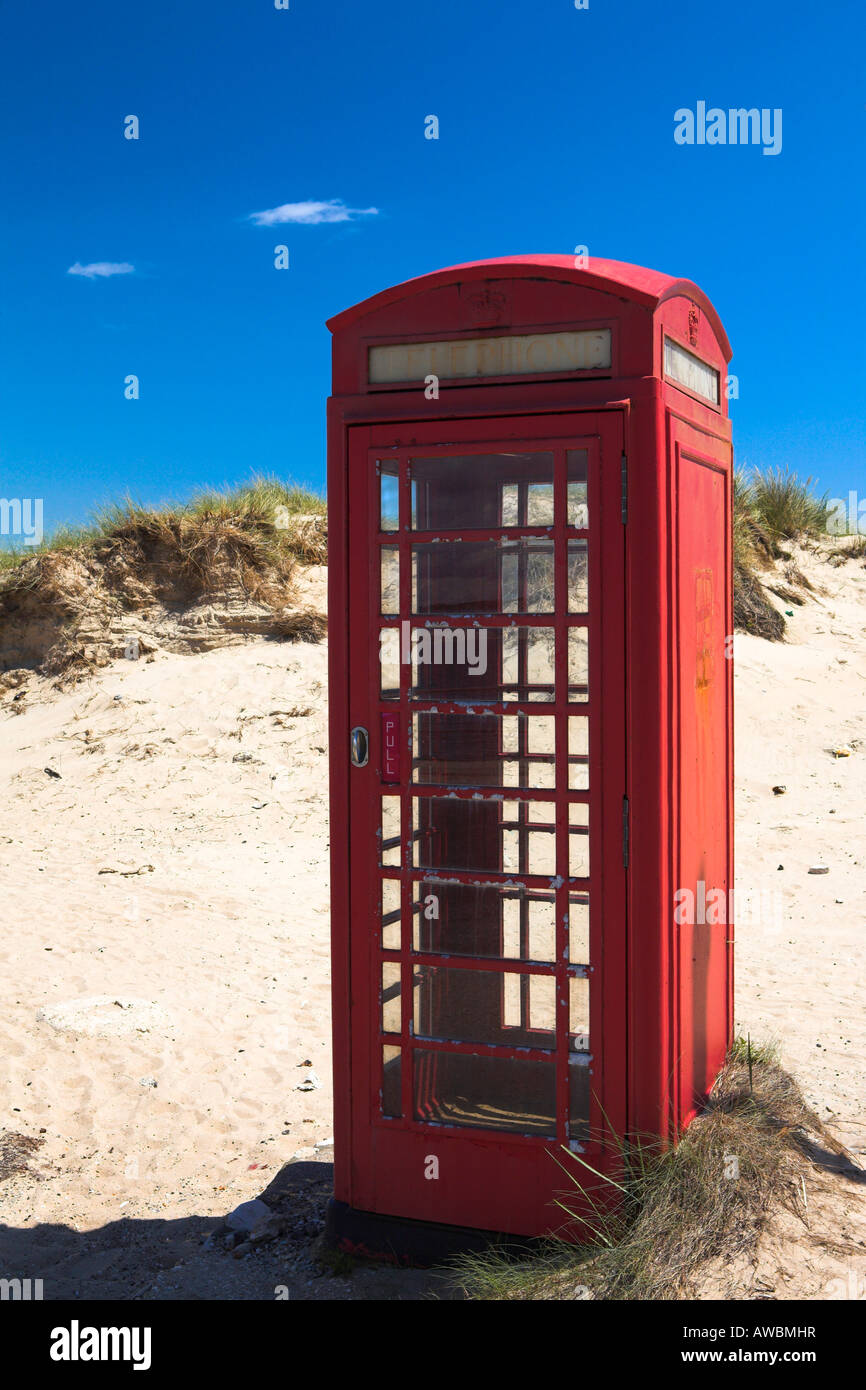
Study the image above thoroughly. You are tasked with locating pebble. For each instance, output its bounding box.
[226,1198,272,1233]
[296,1070,321,1092]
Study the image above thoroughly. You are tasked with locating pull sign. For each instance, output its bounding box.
[381,712,400,783]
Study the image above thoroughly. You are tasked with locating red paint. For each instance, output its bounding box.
[327,256,734,1242]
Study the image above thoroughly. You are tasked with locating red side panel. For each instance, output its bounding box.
[670,430,733,1123]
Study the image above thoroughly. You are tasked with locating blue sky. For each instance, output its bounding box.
[1,0,863,538]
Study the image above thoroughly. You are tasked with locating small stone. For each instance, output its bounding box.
[249,1214,291,1246]
[772,785,786,795]
[138,1076,158,1088]
[226,1198,271,1233]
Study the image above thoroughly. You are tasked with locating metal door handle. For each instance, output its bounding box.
[350,726,369,767]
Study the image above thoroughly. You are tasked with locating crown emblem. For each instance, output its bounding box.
[466,286,508,326]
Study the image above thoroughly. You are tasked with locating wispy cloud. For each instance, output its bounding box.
[248,198,379,227]
[67,261,136,279]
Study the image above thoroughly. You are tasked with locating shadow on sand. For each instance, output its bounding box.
[0,1161,460,1302]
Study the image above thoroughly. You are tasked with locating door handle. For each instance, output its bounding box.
[350,726,369,767]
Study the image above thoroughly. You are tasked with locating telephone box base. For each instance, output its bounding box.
[323,1198,538,1268]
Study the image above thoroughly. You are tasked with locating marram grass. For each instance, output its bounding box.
[449,1042,848,1301]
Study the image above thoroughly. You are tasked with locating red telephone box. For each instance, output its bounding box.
[325,256,734,1258]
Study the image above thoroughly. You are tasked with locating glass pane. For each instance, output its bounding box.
[380,546,399,615]
[381,962,401,1033]
[379,627,400,700]
[412,796,555,875]
[413,965,555,1048]
[568,1057,591,1142]
[568,628,588,702]
[382,1046,402,1117]
[413,880,556,961]
[567,449,589,527]
[380,464,399,532]
[380,795,401,867]
[407,624,490,694]
[568,539,589,612]
[410,626,555,703]
[526,484,554,525]
[412,541,554,615]
[412,712,555,789]
[569,974,590,1051]
[506,628,556,702]
[414,1050,556,1136]
[569,893,590,964]
[569,803,590,878]
[410,453,554,530]
[502,798,556,875]
[568,715,589,789]
[381,877,401,951]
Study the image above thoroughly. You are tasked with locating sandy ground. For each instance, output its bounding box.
[0,546,864,1300]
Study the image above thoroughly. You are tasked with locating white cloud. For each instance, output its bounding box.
[67,261,135,279]
[248,199,379,227]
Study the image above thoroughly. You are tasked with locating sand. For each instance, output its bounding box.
[0,546,864,1299]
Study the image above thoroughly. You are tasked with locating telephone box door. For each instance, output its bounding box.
[345,411,626,1237]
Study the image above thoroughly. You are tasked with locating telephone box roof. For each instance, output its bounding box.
[327,254,731,361]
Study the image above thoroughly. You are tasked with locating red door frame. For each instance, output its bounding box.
[341,409,627,1238]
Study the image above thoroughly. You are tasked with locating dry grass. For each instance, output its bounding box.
[732,468,833,639]
[0,477,328,676]
[0,1131,45,1183]
[733,473,785,639]
[450,1042,853,1301]
[748,467,830,543]
[0,476,327,582]
[827,534,866,566]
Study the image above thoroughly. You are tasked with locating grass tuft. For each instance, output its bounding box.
[0,476,328,676]
[732,467,834,639]
[0,475,327,579]
[748,467,830,543]
[449,1046,850,1301]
